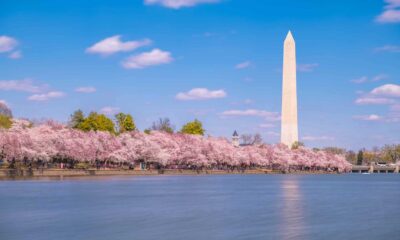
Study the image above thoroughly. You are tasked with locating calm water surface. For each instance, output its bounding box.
[0,174,399,240]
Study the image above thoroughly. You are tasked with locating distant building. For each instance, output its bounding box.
[232,130,240,147]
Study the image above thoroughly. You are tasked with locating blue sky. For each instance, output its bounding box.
[1,0,399,150]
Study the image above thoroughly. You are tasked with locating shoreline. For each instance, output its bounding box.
[0,168,339,180]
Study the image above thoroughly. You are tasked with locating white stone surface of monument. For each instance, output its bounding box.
[281,31,298,147]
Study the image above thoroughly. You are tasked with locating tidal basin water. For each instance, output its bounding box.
[0,175,399,240]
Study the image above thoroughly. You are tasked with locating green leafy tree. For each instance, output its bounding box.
[357,150,363,165]
[345,150,357,164]
[291,141,305,150]
[180,119,205,135]
[115,113,136,133]
[381,144,400,163]
[69,109,85,129]
[0,115,12,129]
[144,129,151,134]
[79,112,115,133]
[323,147,346,155]
[151,118,174,133]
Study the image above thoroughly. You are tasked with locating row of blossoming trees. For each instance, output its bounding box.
[0,119,351,173]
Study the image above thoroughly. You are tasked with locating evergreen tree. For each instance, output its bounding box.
[357,150,363,165]
[180,119,205,135]
[69,109,85,129]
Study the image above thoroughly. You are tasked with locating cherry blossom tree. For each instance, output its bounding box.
[0,119,351,172]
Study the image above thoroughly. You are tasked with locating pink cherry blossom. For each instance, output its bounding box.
[0,120,351,172]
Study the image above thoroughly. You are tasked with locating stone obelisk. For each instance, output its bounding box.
[281,31,298,147]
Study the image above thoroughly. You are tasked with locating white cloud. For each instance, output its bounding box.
[266,131,279,137]
[259,123,275,128]
[75,86,96,93]
[176,88,226,100]
[9,51,22,59]
[387,116,400,122]
[371,84,400,97]
[28,91,65,102]
[0,36,18,53]
[390,104,400,111]
[235,61,251,69]
[376,9,400,23]
[187,108,213,116]
[86,35,152,56]
[355,97,396,105]
[384,0,400,9]
[0,79,46,93]
[221,109,280,121]
[372,74,389,82]
[0,79,64,102]
[374,45,400,53]
[376,0,400,23]
[297,63,318,72]
[144,0,220,9]
[353,114,383,121]
[351,76,368,84]
[353,112,400,123]
[302,136,334,141]
[122,49,173,69]
[354,84,400,108]
[351,75,388,84]
[100,106,120,115]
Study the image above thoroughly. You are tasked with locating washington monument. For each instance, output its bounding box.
[281,31,298,147]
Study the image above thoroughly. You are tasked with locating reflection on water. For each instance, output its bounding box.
[281,178,305,240]
[0,175,399,240]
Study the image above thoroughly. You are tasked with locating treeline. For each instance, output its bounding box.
[318,146,400,165]
[68,110,205,136]
[0,105,397,167]
[0,120,351,172]
[0,106,353,172]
